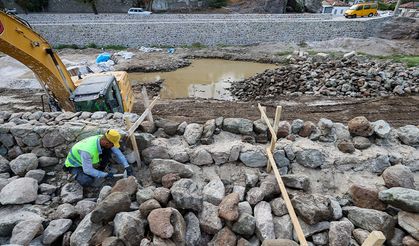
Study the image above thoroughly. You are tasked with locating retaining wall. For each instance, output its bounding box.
[20,14,390,47]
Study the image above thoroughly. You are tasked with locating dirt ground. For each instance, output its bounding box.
[0,37,418,127]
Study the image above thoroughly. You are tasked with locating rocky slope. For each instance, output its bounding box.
[0,110,418,245]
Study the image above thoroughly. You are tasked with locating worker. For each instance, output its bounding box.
[64,129,133,187]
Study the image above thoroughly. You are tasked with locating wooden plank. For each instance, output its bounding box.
[258,103,277,143]
[362,231,386,246]
[267,106,282,172]
[142,86,154,124]
[124,116,141,167]
[127,97,159,137]
[266,148,308,246]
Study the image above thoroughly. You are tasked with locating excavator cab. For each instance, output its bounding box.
[70,75,124,113]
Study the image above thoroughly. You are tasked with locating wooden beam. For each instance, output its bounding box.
[268,106,282,172]
[142,86,154,124]
[127,97,159,137]
[258,103,277,143]
[124,116,141,168]
[266,148,308,246]
[362,231,386,246]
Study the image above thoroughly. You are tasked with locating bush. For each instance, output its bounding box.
[208,0,227,8]
[378,1,396,10]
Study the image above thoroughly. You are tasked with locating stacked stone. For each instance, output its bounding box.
[230,53,419,100]
[0,111,418,245]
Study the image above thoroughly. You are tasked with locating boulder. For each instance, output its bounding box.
[153,187,171,205]
[0,206,45,237]
[379,187,419,213]
[60,182,83,204]
[219,193,240,221]
[388,228,406,246]
[142,146,170,165]
[190,148,213,166]
[150,159,194,183]
[223,118,253,135]
[201,119,216,142]
[291,119,304,134]
[372,120,391,138]
[349,184,386,211]
[353,136,372,150]
[199,202,223,235]
[9,153,38,176]
[162,173,181,188]
[98,186,112,203]
[136,133,155,151]
[111,176,138,195]
[397,125,419,145]
[254,201,275,241]
[328,221,353,246]
[398,211,419,241]
[348,116,373,137]
[273,215,293,240]
[10,220,43,245]
[51,203,78,219]
[382,165,415,189]
[136,187,155,204]
[402,236,419,246]
[114,211,145,246]
[155,119,179,136]
[282,174,309,191]
[42,130,65,148]
[232,213,256,236]
[203,179,225,205]
[239,145,267,168]
[208,227,237,246]
[70,213,105,246]
[343,206,395,239]
[239,201,253,215]
[353,228,369,245]
[185,212,200,246]
[292,194,333,225]
[171,179,203,211]
[38,156,59,167]
[277,121,291,138]
[262,239,299,246]
[254,119,268,134]
[25,169,46,183]
[337,139,355,153]
[91,192,131,224]
[295,149,325,168]
[0,155,10,173]
[75,200,97,219]
[233,186,246,201]
[371,155,391,174]
[271,198,288,217]
[295,219,330,238]
[0,133,15,148]
[246,187,265,206]
[102,237,125,246]
[0,177,38,205]
[139,199,161,217]
[148,208,185,245]
[42,219,72,244]
[184,123,203,145]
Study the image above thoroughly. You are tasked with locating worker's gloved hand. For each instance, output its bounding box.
[125,166,133,176]
[105,173,114,179]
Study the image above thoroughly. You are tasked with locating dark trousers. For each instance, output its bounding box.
[67,148,111,187]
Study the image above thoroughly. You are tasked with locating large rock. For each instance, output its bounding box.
[114,211,145,246]
[38,156,59,167]
[162,173,181,189]
[91,192,131,224]
[136,187,155,204]
[184,123,203,145]
[171,179,203,211]
[246,187,265,206]
[142,146,170,164]
[282,174,309,191]
[295,219,330,239]
[153,187,171,206]
[295,149,325,168]
[353,136,372,149]
[0,177,38,205]
[0,207,45,237]
[382,165,415,189]
[372,120,391,138]
[379,187,419,213]
[291,194,333,225]
[328,221,353,246]
[219,193,240,221]
[9,153,38,176]
[304,0,322,12]
[398,211,419,241]
[239,145,267,168]
[254,201,275,241]
[262,239,299,246]
[397,125,419,145]
[185,212,200,246]
[223,118,254,135]
[343,206,395,239]
[51,203,78,219]
[139,199,161,217]
[273,215,293,240]
[349,184,386,211]
[70,213,105,246]
[208,227,237,246]
[232,213,256,236]
[10,220,43,245]
[42,219,72,244]
[271,198,288,217]
[148,208,185,245]
[60,182,83,204]
[0,155,10,173]
[76,200,97,219]
[155,119,179,136]
[203,179,225,205]
[150,159,194,183]
[189,148,213,166]
[348,116,373,137]
[111,176,138,195]
[26,169,46,183]
[42,130,65,148]
[199,202,223,235]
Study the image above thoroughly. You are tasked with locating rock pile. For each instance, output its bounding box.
[0,110,418,245]
[230,53,419,100]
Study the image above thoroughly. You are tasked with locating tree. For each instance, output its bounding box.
[78,0,99,14]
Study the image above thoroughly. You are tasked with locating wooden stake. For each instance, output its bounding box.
[127,97,159,137]
[142,86,154,124]
[266,148,308,246]
[124,116,141,167]
[362,231,386,246]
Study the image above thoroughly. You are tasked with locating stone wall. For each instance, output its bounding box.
[21,14,390,47]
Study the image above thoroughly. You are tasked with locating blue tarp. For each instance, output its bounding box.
[96,53,111,64]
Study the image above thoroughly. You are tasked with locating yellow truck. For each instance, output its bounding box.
[344,3,378,18]
[0,11,135,113]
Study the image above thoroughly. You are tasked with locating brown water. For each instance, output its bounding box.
[128,59,277,100]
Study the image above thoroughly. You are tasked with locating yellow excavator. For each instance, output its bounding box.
[0,11,135,113]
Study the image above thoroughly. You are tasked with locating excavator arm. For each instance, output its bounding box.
[0,11,75,111]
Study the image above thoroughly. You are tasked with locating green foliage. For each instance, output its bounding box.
[377,1,396,10]
[77,0,98,14]
[360,53,419,67]
[208,0,227,8]
[54,44,81,49]
[180,42,207,49]
[54,43,127,50]
[86,43,98,49]
[16,0,48,12]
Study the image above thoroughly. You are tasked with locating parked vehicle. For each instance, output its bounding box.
[127,8,152,15]
[344,3,378,18]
